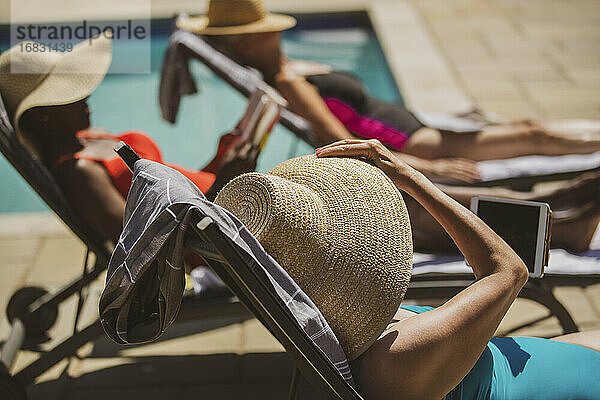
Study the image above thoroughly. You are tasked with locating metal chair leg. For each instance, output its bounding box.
[0,319,25,372]
[14,319,103,386]
[288,366,301,400]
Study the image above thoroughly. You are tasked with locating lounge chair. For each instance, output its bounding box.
[0,91,111,399]
[0,93,246,399]
[104,145,599,399]
[159,21,600,191]
[101,145,361,399]
[409,237,600,335]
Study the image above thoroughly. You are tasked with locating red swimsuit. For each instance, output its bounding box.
[51,130,216,197]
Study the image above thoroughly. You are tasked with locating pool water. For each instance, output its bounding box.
[0,14,402,213]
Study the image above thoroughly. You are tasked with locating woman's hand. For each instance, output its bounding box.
[315,139,422,190]
[219,140,260,180]
[205,139,260,201]
[429,158,480,184]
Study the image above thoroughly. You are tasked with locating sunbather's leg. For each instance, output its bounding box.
[549,202,600,253]
[403,120,600,161]
[438,171,600,210]
[407,176,600,252]
[551,330,600,352]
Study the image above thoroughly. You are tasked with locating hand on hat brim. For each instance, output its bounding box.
[316,138,481,185]
[316,138,423,190]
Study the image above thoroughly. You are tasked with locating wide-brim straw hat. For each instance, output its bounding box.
[0,33,112,142]
[215,154,413,360]
[177,0,297,35]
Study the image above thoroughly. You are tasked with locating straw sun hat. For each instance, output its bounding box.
[177,0,297,35]
[215,154,413,360]
[0,34,112,142]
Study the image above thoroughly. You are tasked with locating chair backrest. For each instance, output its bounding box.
[0,92,111,264]
[103,150,362,398]
[162,24,321,148]
[188,214,364,400]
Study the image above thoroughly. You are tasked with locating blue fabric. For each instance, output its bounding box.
[402,306,600,400]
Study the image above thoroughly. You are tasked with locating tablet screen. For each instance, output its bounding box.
[477,200,540,273]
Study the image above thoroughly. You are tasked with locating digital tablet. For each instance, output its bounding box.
[470,196,552,278]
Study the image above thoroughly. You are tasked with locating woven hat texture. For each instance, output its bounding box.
[215,154,413,360]
[0,34,112,144]
[177,0,296,35]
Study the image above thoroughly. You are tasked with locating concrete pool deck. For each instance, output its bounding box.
[1,0,599,398]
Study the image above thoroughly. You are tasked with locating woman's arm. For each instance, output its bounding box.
[395,152,480,184]
[274,72,355,144]
[317,139,528,400]
[54,159,126,244]
[275,73,480,183]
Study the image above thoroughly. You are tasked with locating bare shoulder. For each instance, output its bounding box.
[358,315,438,400]
[53,157,111,188]
[357,307,468,400]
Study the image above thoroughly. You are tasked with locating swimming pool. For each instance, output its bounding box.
[0,13,402,213]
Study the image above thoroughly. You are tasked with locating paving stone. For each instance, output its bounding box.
[371,0,473,113]
[68,386,184,400]
[10,350,40,376]
[554,287,600,326]
[68,356,136,379]
[181,382,290,400]
[0,212,72,239]
[524,85,600,113]
[409,0,600,122]
[538,104,600,120]
[504,320,564,339]
[74,353,243,387]
[0,238,41,266]
[26,237,87,287]
[497,297,561,337]
[476,98,542,120]
[558,38,600,55]
[456,60,563,79]
[0,260,31,337]
[550,53,600,72]
[567,70,600,88]
[410,0,461,17]
[118,321,244,358]
[485,37,559,58]
[583,283,600,319]
[464,78,524,103]
[445,46,495,66]
[241,318,284,353]
[27,372,71,400]
[240,352,293,382]
[35,359,71,384]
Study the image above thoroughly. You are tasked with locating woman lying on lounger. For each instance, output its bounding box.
[177,0,600,252]
[0,35,258,244]
[216,138,600,400]
[187,0,600,183]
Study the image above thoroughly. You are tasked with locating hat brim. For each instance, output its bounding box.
[215,155,414,361]
[14,34,112,138]
[177,13,296,35]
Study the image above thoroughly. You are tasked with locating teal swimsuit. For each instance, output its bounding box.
[354,305,600,400]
